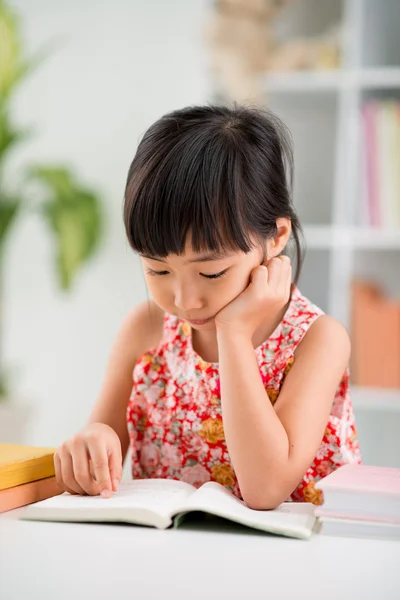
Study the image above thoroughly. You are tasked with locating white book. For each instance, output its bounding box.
[21,479,316,540]
[360,103,371,226]
[389,102,400,227]
[317,516,400,541]
[377,102,398,228]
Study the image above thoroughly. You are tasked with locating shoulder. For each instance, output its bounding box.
[282,286,324,337]
[121,299,165,363]
[295,314,351,368]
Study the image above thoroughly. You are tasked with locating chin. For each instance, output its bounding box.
[189,320,216,331]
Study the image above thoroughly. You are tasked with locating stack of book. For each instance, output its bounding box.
[0,443,63,513]
[360,100,400,228]
[315,464,400,540]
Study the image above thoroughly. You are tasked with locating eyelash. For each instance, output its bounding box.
[146,269,228,280]
[203,270,228,280]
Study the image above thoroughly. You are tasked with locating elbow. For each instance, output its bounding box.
[238,464,294,510]
[244,498,281,511]
[241,489,289,511]
[240,471,296,510]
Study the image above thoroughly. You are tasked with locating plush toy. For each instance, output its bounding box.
[267,24,342,71]
[206,0,341,103]
[205,0,292,103]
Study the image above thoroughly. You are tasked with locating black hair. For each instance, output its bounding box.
[123,104,304,282]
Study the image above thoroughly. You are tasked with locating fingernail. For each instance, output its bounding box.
[113,478,119,491]
[100,489,112,498]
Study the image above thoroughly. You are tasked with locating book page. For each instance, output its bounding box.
[24,479,195,520]
[175,482,315,537]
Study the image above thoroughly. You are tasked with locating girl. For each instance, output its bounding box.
[54,105,361,509]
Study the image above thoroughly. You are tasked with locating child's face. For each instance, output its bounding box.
[140,238,267,331]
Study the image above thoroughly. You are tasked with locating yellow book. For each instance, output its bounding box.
[0,444,57,491]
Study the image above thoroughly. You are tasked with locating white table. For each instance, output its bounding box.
[1,508,399,600]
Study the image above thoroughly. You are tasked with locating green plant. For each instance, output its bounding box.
[0,1,103,400]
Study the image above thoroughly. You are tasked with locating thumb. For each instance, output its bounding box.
[108,444,123,492]
[250,264,269,287]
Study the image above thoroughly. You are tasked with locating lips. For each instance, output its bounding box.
[186,317,213,325]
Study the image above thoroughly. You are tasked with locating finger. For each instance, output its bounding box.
[55,448,78,495]
[250,264,268,289]
[57,447,85,495]
[108,444,123,492]
[283,257,293,298]
[54,451,66,493]
[275,255,292,300]
[279,254,291,268]
[88,442,113,498]
[278,255,292,289]
[70,441,99,496]
[264,257,282,288]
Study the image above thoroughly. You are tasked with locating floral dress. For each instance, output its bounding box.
[126,285,362,505]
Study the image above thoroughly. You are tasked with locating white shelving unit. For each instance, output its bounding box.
[351,387,400,412]
[264,67,400,92]
[262,0,400,467]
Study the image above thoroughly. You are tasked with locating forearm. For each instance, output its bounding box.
[217,330,291,508]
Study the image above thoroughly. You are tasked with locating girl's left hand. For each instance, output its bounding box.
[215,255,292,339]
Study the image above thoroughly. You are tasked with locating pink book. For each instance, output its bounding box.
[315,465,400,523]
[316,464,400,496]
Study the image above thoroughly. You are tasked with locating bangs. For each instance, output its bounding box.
[123,105,303,281]
[124,115,256,257]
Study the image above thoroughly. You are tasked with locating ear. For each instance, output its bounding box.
[265,218,292,258]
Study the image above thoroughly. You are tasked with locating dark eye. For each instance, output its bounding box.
[202,270,228,280]
[146,269,169,276]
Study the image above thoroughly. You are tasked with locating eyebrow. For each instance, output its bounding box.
[140,252,232,264]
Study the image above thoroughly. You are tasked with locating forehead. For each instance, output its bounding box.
[141,248,236,264]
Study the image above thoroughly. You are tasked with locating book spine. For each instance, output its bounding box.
[362,102,379,227]
[394,103,400,227]
[359,105,370,225]
[0,476,63,513]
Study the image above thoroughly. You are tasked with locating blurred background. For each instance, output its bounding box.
[1,0,399,469]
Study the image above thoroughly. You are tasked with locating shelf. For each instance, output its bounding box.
[263,68,400,93]
[303,225,336,248]
[351,386,400,412]
[359,67,400,89]
[264,71,341,93]
[351,228,400,249]
[302,226,400,249]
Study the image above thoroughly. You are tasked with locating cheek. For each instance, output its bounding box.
[213,273,250,308]
[237,268,254,291]
[144,277,171,306]
[217,260,258,305]
[228,265,254,296]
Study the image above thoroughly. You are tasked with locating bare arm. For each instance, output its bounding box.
[218,315,350,509]
[88,300,164,465]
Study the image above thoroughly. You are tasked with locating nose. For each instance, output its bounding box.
[174,282,203,312]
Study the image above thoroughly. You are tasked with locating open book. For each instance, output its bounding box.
[21,478,316,540]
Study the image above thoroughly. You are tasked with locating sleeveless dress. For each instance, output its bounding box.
[126,285,362,505]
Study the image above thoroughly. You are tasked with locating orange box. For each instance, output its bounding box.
[351,281,400,388]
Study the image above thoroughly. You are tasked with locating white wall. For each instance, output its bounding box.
[3,0,210,446]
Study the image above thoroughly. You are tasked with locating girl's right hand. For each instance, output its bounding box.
[54,423,123,498]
